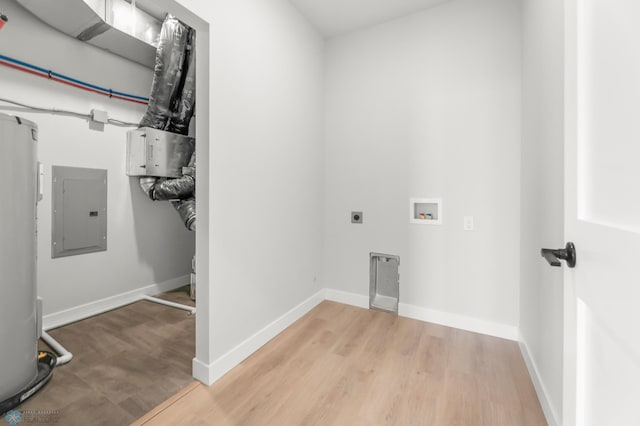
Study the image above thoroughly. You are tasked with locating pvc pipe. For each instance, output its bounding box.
[0,54,149,105]
[143,296,196,315]
[39,295,192,368]
[40,331,73,366]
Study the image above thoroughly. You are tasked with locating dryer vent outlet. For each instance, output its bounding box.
[369,253,400,314]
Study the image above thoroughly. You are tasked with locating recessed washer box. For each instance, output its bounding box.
[52,166,107,258]
[410,198,442,225]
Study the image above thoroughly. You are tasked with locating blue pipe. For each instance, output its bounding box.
[0,54,150,103]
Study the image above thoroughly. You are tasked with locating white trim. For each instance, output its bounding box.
[398,302,519,341]
[327,289,518,341]
[326,289,519,341]
[196,288,521,386]
[50,283,521,387]
[42,274,190,331]
[192,357,215,386]
[519,336,560,426]
[194,290,326,386]
[324,288,369,309]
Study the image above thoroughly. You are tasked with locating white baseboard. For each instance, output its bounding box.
[48,282,518,389]
[193,289,326,386]
[42,274,190,331]
[519,336,559,426]
[192,357,215,386]
[196,288,520,387]
[324,288,369,309]
[325,288,518,341]
[44,282,553,424]
[399,302,519,341]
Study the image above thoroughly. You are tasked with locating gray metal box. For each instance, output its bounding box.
[370,253,400,313]
[52,166,107,258]
[126,127,195,178]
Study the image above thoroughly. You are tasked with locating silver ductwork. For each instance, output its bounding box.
[126,127,195,178]
[172,198,195,231]
[131,14,197,231]
[139,15,194,131]
[16,0,162,68]
[133,152,195,202]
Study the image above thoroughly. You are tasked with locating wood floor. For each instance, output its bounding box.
[134,301,547,426]
[19,287,196,426]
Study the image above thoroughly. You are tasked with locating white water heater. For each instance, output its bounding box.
[0,113,39,402]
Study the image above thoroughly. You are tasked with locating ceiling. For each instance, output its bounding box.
[288,0,451,38]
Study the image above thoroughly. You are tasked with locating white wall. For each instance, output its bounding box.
[520,0,564,423]
[323,0,521,332]
[0,1,195,316]
[175,0,325,369]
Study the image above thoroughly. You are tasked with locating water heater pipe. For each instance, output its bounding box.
[40,331,73,366]
[0,54,149,105]
[142,296,196,315]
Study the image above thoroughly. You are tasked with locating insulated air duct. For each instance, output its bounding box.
[16,0,162,68]
[131,14,196,231]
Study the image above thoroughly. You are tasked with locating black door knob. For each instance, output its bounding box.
[541,242,576,268]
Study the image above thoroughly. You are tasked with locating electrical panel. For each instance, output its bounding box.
[52,166,107,258]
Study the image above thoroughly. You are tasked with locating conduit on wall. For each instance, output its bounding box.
[0,97,139,127]
[0,54,149,105]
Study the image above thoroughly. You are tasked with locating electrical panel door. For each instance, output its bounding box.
[52,166,107,258]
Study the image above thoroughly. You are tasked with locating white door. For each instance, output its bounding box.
[564,0,640,424]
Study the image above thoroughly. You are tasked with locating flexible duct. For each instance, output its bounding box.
[154,151,195,200]
[137,153,194,201]
[139,176,157,199]
[138,176,194,201]
[172,152,196,229]
[167,29,196,135]
[153,175,195,201]
[139,15,191,131]
[138,14,196,231]
[173,198,196,231]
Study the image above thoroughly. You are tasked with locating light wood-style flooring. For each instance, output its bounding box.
[19,287,196,426]
[134,301,547,426]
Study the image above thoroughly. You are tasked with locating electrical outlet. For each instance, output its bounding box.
[464,216,474,231]
[351,211,363,224]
